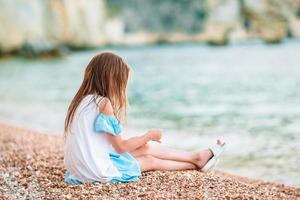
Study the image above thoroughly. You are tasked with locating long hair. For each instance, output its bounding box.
[64,52,130,135]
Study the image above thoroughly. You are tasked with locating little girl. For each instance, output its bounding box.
[64,52,225,183]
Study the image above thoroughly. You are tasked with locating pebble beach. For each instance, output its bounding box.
[0,123,299,200]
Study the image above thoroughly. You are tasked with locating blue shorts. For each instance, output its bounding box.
[109,151,141,183]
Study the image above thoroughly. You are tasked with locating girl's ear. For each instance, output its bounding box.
[99,98,114,116]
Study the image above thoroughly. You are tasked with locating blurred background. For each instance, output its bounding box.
[0,0,299,186]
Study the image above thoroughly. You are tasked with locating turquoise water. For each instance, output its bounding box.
[0,41,300,186]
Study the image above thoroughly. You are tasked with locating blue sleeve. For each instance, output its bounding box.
[94,113,122,136]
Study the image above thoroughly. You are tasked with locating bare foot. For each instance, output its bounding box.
[194,149,213,169]
[193,139,224,169]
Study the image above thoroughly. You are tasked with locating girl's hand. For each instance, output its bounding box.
[146,128,162,143]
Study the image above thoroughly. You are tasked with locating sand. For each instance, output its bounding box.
[0,123,299,200]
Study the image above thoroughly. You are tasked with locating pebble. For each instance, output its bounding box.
[0,123,299,199]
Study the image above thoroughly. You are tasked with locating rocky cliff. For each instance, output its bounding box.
[0,0,109,56]
[0,0,300,56]
[204,0,300,44]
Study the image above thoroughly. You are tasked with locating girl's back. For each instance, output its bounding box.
[64,94,121,183]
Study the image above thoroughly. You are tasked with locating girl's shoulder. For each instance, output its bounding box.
[83,94,112,115]
[95,97,121,135]
[98,97,114,116]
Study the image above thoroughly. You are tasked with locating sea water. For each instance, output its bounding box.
[0,40,299,186]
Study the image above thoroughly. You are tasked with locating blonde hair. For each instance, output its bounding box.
[64,52,130,135]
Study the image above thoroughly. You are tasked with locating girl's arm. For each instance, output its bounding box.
[106,130,161,154]
[99,98,161,154]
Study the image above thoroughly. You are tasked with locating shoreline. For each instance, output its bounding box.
[0,122,299,199]
[1,38,300,59]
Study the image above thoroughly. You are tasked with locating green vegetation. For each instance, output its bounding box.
[107,0,207,33]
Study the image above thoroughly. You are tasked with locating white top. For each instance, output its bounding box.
[64,94,121,183]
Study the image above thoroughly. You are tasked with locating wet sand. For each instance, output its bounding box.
[0,123,299,199]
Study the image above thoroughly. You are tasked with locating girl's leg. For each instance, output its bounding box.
[131,144,200,162]
[135,155,196,172]
[131,144,213,169]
